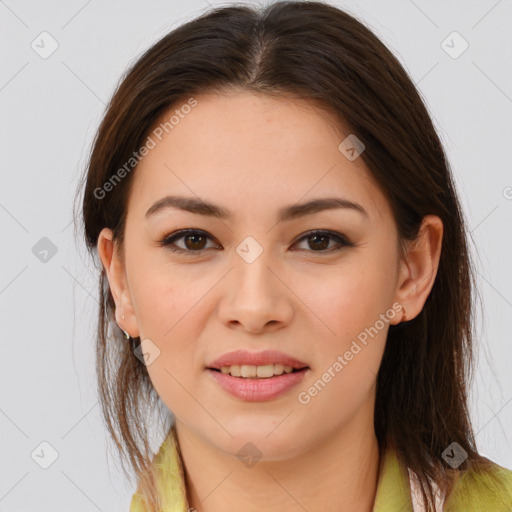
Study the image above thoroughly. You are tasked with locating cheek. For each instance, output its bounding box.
[127,264,210,414]
[139,302,203,423]
[133,284,202,380]
[303,262,391,343]
[298,255,393,398]
[297,278,389,424]
[129,256,207,340]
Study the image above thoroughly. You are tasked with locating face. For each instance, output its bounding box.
[100,90,414,460]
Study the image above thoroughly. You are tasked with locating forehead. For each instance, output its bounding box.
[128,91,390,224]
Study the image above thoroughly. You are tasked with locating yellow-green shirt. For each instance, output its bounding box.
[130,427,512,511]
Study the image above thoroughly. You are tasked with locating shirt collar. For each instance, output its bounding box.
[130,426,414,512]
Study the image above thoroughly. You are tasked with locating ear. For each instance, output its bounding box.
[390,215,443,325]
[97,227,140,338]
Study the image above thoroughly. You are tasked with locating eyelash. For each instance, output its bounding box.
[157,229,353,255]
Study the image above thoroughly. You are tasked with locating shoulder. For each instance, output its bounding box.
[129,427,189,512]
[444,460,512,511]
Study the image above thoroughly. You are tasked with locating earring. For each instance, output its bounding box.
[120,313,130,339]
[401,306,407,323]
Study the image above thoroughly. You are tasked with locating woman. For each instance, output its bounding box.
[77,1,512,511]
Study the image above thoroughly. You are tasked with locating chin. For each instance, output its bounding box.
[206,418,309,462]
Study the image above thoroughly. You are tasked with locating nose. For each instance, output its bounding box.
[217,254,294,334]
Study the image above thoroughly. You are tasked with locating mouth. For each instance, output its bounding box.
[206,364,309,379]
[206,349,309,374]
[205,364,310,402]
[205,349,310,401]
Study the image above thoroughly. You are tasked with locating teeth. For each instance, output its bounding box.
[274,364,285,375]
[229,365,241,377]
[241,365,257,378]
[218,364,296,378]
[256,364,274,378]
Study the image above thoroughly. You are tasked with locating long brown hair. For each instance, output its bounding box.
[75,1,498,510]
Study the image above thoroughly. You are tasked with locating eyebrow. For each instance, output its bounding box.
[145,195,368,222]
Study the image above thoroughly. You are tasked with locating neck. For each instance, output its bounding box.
[175,410,381,512]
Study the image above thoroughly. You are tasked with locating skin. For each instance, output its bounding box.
[98,90,443,512]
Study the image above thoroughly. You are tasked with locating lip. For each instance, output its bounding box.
[205,349,310,402]
[207,349,309,370]
[206,367,310,402]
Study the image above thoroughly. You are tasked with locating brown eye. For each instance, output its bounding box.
[293,230,352,253]
[183,233,208,250]
[159,229,353,256]
[159,229,218,254]
[306,233,330,251]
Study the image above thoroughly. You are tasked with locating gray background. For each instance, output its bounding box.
[1,0,511,510]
